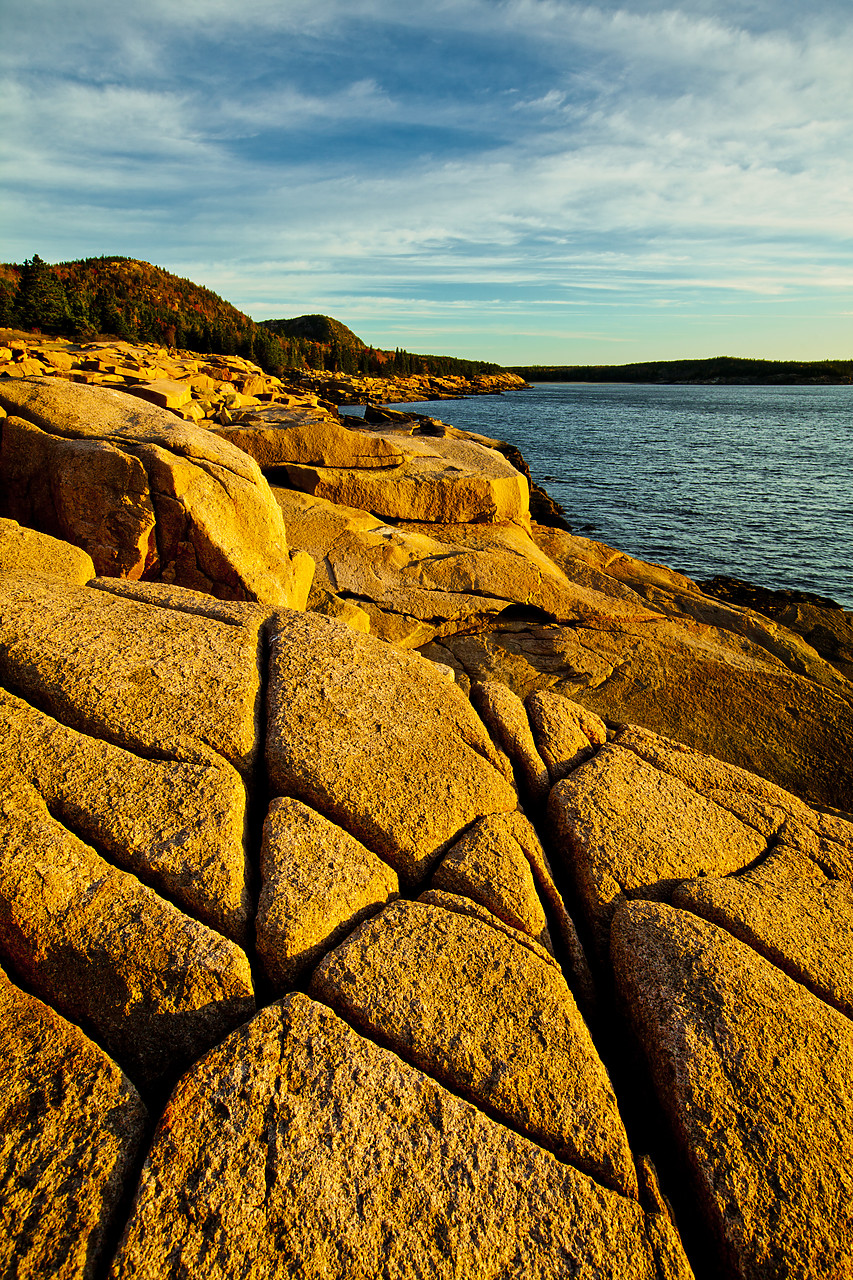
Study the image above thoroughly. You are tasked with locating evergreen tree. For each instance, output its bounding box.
[14,255,70,333]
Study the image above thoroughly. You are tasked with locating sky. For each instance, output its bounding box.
[2,0,852,365]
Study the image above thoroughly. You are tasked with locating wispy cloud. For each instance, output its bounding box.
[2,1,851,361]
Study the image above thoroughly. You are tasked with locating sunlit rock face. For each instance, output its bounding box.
[1,361,852,1277]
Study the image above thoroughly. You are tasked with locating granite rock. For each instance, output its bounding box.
[0,516,95,584]
[310,898,637,1195]
[0,686,250,942]
[0,765,255,1088]
[265,610,517,881]
[0,965,147,1280]
[110,995,692,1279]
[548,744,767,958]
[612,901,853,1280]
[0,574,263,778]
[431,811,552,949]
[256,795,399,990]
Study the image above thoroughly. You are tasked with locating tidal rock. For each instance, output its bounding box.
[548,744,766,957]
[0,574,262,777]
[110,995,692,1279]
[537,526,851,693]
[673,845,853,1019]
[0,766,255,1087]
[526,688,607,781]
[279,429,529,523]
[612,901,853,1280]
[265,610,517,882]
[0,966,147,1280]
[0,686,250,942]
[256,795,399,990]
[431,811,552,948]
[0,516,95,584]
[470,680,550,804]
[697,575,853,680]
[0,377,311,605]
[310,898,637,1195]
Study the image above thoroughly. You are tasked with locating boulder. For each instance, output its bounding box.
[125,379,192,410]
[0,765,255,1088]
[612,901,853,1280]
[0,686,250,942]
[109,995,692,1278]
[0,378,311,606]
[1,415,158,578]
[526,689,607,781]
[548,744,767,958]
[265,610,517,882]
[279,429,529,524]
[673,845,853,1019]
[256,796,399,990]
[0,966,147,1280]
[469,680,550,804]
[310,898,637,1195]
[0,516,95,583]
[431,811,552,949]
[0,575,263,778]
[216,402,405,469]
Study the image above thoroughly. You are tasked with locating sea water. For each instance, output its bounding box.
[347,383,852,609]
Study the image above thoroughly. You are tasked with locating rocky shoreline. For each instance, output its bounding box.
[1,348,851,1279]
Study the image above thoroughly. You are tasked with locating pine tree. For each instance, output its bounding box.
[14,255,70,333]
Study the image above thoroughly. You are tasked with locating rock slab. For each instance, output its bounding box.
[310,898,637,1196]
[256,796,399,990]
[0,765,255,1088]
[612,901,853,1280]
[265,610,517,881]
[0,965,147,1280]
[110,994,692,1279]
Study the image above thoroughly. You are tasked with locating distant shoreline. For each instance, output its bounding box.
[509,355,853,385]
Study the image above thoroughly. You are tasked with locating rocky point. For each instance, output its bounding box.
[1,349,851,1279]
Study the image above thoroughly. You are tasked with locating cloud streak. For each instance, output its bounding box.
[2,0,851,361]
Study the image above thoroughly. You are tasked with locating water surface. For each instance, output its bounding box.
[350,383,852,608]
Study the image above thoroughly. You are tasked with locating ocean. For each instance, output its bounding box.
[346,382,853,609]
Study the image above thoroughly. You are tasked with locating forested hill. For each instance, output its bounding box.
[0,255,502,380]
[511,355,853,384]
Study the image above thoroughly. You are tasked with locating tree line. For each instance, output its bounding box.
[0,255,502,381]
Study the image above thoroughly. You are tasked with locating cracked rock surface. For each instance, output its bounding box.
[2,366,853,1278]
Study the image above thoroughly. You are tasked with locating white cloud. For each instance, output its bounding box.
[2,0,851,361]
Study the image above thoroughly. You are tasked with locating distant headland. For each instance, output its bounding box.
[510,355,853,384]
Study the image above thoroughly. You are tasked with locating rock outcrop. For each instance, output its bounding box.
[109,995,689,1280]
[1,357,852,1279]
[265,610,517,882]
[0,377,312,605]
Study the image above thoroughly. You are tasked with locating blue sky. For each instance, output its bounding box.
[2,0,851,364]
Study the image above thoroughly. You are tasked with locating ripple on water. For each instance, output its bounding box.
[377,383,853,608]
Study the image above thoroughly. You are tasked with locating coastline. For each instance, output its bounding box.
[1,362,852,1278]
